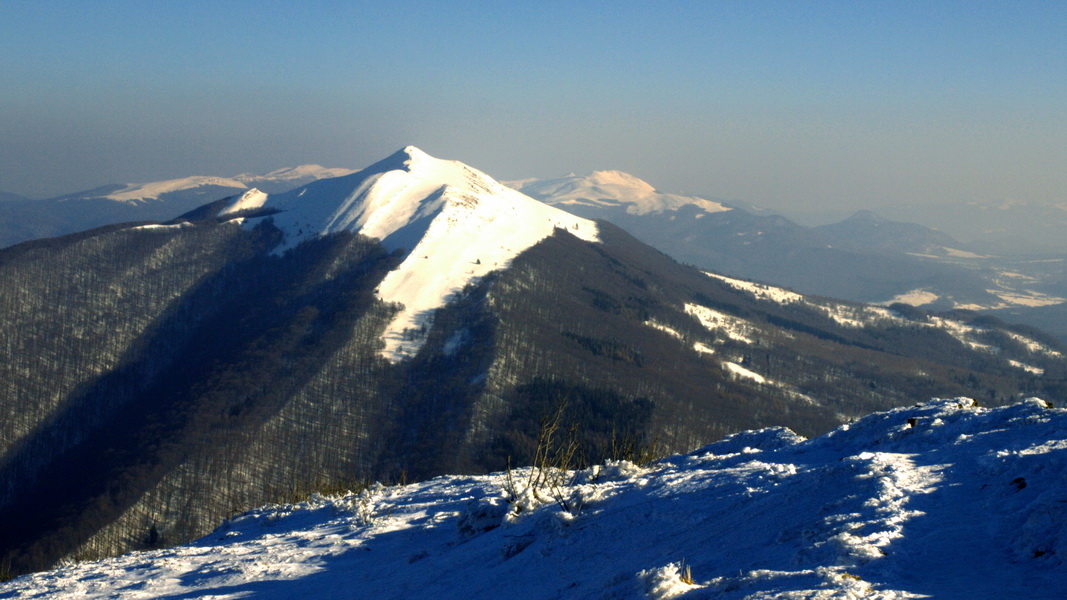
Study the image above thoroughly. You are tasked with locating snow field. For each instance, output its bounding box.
[4,397,1065,599]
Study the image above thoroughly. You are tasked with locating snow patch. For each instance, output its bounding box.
[1006,332,1063,358]
[942,246,987,258]
[929,317,998,353]
[706,272,805,305]
[645,320,683,340]
[880,288,940,307]
[992,290,1066,307]
[684,303,757,344]
[707,272,903,328]
[693,341,715,355]
[130,222,193,232]
[1009,360,1044,375]
[724,361,767,384]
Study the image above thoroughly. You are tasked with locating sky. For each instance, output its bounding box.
[1,1,1065,214]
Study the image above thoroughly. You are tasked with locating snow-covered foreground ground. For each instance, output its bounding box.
[3,398,1065,599]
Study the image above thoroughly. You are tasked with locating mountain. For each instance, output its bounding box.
[813,209,959,255]
[507,170,731,216]
[0,165,355,249]
[3,397,1064,599]
[1,147,1065,577]
[870,197,1067,254]
[512,173,992,303]
[512,173,1067,341]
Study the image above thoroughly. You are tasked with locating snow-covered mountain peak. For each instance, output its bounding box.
[507,171,731,216]
[586,169,657,193]
[229,147,599,362]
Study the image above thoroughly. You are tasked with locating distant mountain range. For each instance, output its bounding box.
[3,160,1065,345]
[2,147,1063,577]
[0,164,355,249]
[509,172,1067,343]
[872,197,1067,255]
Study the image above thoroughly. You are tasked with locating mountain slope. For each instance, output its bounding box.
[3,398,1064,599]
[814,209,959,254]
[1,148,1064,577]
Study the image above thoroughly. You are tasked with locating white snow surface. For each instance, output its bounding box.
[5,397,1066,599]
[102,176,248,203]
[879,289,941,307]
[724,361,768,384]
[507,170,731,216]
[92,165,355,203]
[233,164,358,187]
[220,188,269,215]
[226,146,599,361]
[684,303,757,344]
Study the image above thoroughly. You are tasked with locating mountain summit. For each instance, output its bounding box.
[220,146,598,360]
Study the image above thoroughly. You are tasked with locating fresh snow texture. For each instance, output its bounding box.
[225,147,599,362]
[508,170,731,216]
[4,398,1065,599]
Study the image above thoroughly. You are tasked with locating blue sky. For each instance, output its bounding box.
[1,1,1064,213]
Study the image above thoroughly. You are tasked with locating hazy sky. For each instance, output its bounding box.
[2,1,1064,213]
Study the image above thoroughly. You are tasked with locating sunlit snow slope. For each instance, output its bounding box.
[93,165,356,204]
[508,170,730,215]
[222,146,599,361]
[4,398,1063,599]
